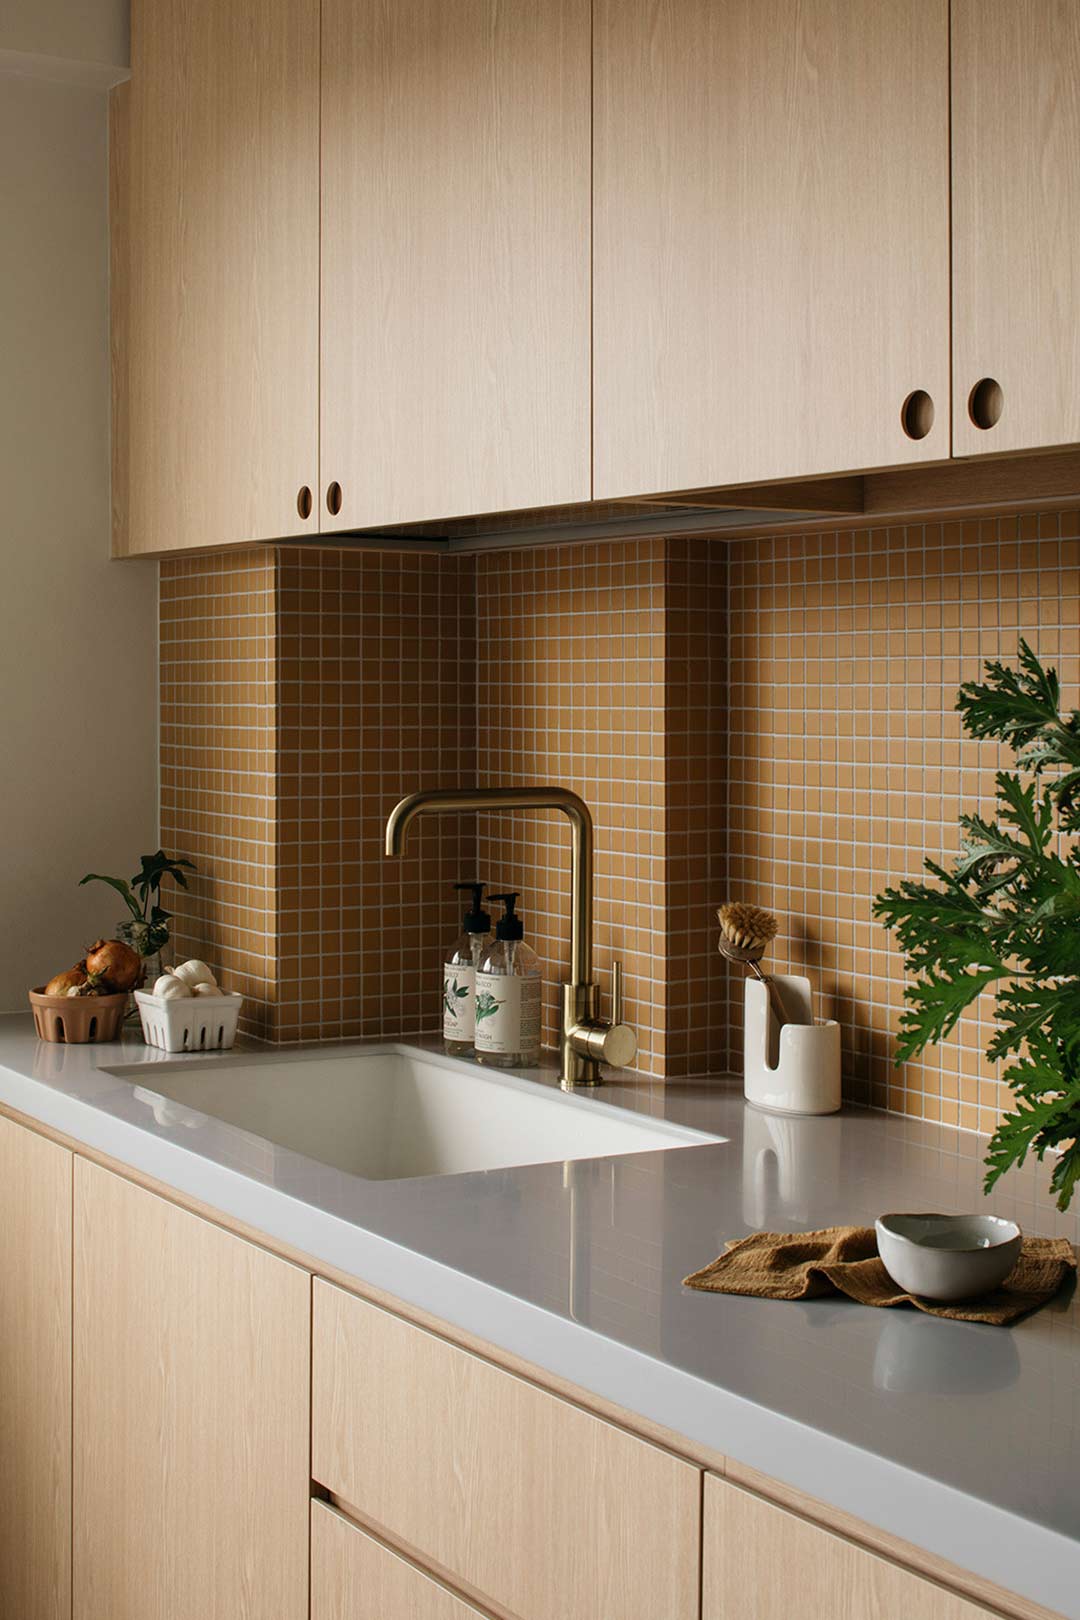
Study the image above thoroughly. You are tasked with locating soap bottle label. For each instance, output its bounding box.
[474,974,541,1057]
[443,963,475,1040]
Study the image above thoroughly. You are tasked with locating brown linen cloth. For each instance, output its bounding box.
[683,1226,1077,1325]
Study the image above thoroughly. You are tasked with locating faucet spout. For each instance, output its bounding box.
[384,786,634,1084]
[386,787,593,984]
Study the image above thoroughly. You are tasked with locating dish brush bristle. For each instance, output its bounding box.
[717,902,779,952]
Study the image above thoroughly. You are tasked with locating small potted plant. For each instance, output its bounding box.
[80,850,197,987]
[875,642,1080,1210]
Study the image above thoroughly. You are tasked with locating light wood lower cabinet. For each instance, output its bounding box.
[0,1115,72,1620]
[72,1159,311,1620]
[703,1473,995,1620]
[0,1109,1052,1620]
[312,1279,700,1620]
[312,1501,492,1620]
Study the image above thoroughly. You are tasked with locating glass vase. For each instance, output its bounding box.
[116,920,166,991]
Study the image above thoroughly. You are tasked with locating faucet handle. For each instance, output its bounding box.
[599,961,636,1069]
[562,964,638,1078]
[573,1018,638,1070]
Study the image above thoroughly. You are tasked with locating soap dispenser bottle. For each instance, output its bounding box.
[474,893,542,1067]
[443,882,492,1055]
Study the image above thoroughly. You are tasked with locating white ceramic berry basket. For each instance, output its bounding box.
[134,989,243,1054]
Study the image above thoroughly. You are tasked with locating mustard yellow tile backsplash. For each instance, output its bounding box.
[724,506,1080,1132]
[161,504,1080,1128]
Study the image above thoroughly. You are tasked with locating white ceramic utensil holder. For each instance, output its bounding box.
[744,974,841,1115]
[134,990,243,1054]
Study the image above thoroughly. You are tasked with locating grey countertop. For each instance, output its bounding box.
[1,1016,1077,1616]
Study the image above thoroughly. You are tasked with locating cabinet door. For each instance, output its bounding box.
[0,1115,71,1620]
[703,1474,993,1620]
[73,1160,309,1620]
[320,0,591,530]
[114,0,320,555]
[312,1280,699,1620]
[312,1502,491,1620]
[594,0,950,499]
[952,1,1080,457]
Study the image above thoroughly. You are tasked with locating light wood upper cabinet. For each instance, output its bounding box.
[312,1280,700,1620]
[72,1160,310,1620]
[593,0,951,499]
[0,1114,71,1620]
[319,0,591,530]
[113,0,320,556]
[703,1474,995,1620]
[952,1,1080,458]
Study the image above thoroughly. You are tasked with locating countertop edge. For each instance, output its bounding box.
[1,1054,1075,1619]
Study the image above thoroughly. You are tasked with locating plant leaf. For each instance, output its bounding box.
[994,770,1054,852]
[894,969,1002,1062]
[131,850,197,902]
[79,873,142,923]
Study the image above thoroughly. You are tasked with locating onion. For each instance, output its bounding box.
[172,959,216,989]
[85,938,141,993]
[45,966,88,997]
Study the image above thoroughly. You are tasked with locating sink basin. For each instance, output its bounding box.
[108,1045,722,1181]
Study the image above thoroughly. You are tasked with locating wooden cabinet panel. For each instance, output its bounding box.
[73,1160,310,1620]
[312,1280,700,1620]
[114,0,320,555]
[703,1474,994,1620]
[593,0,950,499]
[312,1502,490,1620]
[0,1115,71,1620]
[952,1,1080,458]
[320,0,591,530]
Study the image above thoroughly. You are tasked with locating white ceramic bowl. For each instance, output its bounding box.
[875,1213,1022,1302]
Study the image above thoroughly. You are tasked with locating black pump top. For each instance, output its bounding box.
[454,881,491,934]
[490,892,524,941]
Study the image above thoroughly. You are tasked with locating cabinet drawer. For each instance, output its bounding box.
[312,1281,699,1620]
[704,1474,994,1620]
[312,1501,489,1620]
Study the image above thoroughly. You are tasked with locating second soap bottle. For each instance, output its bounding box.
[474,892,542,1067]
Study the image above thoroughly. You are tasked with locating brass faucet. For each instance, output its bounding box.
[384,787,637,1086]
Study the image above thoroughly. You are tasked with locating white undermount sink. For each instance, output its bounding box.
[108,1044,722,1181]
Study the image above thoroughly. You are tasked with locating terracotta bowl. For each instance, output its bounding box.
[28,987,129,1044]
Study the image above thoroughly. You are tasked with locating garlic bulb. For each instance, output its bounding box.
[192,981,221,997]
[153,974,191,1000]
[172,959,216,989]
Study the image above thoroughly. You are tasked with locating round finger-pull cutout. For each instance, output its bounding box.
[900,389,935,441]
[296,485,312,520]
[326,481,343,516]
[968,377,1004,431]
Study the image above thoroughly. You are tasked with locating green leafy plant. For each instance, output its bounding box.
[80,850,196,959]
[874,641,1080,1210]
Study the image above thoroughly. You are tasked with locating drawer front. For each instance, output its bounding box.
[312,1281,700,1620]
[704,1475,994,1620]
[312,1501,487,1620]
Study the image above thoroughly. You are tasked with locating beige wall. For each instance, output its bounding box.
[0,0,128,74]
[0,72,156,1006]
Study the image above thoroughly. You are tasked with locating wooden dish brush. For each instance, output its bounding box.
[717,902,788,1031]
